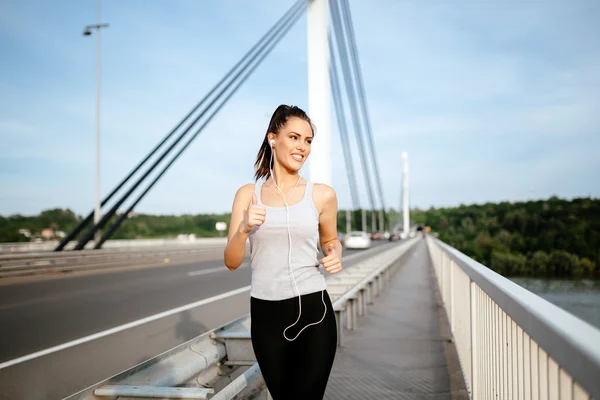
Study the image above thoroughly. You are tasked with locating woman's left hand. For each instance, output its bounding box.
[320,243,342,274]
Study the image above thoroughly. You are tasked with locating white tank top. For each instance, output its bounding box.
[248,179,327,300]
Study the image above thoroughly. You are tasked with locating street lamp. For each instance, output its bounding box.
[83,0,109,245]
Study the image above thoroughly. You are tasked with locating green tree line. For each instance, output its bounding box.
[0,209,233,242]
[2,196,598,279]
[411,196,599,278]
[1,208,390,243]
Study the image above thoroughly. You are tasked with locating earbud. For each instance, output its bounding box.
[265,138,326,342]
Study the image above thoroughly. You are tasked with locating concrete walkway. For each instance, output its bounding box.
[324,240,469,399]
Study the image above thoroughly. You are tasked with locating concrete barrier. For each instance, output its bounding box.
[0,237,228,254]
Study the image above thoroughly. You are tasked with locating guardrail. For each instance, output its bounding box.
[426,237,600,400]
[0,242,232,279]
[0,237,228,253]
[64,238,419,400]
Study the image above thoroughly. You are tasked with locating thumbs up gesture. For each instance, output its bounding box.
[320,243,342,274]
[240,193,266,234]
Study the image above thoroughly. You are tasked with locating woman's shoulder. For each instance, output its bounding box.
[233,182,257,201]
[236,183,256,194]
[312,182,336,197]
[311,183,337,210]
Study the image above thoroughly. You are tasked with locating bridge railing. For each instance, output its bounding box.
[0,238,232,279]
[0,237,228,253]
[64,238,419,400]
[426,237,600,400]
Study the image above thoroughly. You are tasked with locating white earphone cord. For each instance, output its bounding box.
[268,142,327,342]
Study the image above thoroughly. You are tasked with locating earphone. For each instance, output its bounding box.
[268,139,327,342]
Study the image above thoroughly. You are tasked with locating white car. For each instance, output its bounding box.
[343,231,371,249]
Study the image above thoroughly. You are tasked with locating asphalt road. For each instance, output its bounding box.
[0,240,393,400]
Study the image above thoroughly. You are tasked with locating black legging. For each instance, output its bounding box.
[250,290,337,400]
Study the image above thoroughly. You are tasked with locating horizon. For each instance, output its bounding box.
[2,193,596,219]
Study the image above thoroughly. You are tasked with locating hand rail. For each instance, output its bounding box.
[427,236,600,400]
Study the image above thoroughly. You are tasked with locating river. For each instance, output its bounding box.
[510,277,600,330]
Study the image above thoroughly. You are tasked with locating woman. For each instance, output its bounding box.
[224,104,342,399]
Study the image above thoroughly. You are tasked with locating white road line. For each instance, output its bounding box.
[188,264,248,276]
[0,285,251,370]
[188,266,230,276]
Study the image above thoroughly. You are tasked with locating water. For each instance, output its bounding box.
[509,277,600,330]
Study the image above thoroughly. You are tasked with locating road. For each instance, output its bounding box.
[0,240,392,400]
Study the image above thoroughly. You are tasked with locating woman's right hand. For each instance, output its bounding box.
[240,193,266,234]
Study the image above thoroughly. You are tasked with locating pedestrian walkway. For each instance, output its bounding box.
[324,240,469,399]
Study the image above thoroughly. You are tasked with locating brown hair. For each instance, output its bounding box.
[254,104,314,181]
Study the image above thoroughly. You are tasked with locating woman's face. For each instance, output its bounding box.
[269,117,313,172]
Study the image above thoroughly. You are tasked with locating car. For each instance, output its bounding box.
[344,231,371,249]
[388,232,401,242]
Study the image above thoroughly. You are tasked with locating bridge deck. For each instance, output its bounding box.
[324,240,469,399]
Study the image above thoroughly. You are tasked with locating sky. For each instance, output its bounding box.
[1,0,599,217]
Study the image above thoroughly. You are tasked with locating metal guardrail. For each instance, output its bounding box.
[426,237,600,400]
[0,243,232,279]
[0,237,228,253]
[63,238,419,400]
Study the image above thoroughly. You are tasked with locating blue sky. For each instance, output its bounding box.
[1,0,599,217]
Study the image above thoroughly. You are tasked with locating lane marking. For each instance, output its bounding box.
[0,262,233,312]
[188,266,232,277]
[188,264,248,277]
[0,285,251,370]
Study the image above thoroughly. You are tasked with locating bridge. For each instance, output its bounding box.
[0,0,599,399]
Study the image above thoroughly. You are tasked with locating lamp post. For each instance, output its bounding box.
[83,0,109,245]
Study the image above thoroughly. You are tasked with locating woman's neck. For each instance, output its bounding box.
[270,165,301,190]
